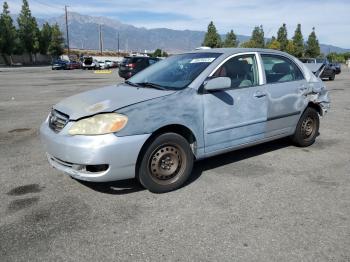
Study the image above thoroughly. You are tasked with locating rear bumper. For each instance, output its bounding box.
[40,121,150,182]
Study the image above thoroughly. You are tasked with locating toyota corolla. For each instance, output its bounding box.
[40,48,330,193]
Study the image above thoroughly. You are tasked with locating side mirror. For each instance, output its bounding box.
[204,77,231,91]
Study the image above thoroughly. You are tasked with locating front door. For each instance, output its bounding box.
[203,53,268,154]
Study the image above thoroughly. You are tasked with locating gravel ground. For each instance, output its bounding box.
[0,66,349,262]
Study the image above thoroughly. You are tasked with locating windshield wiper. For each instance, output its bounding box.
[135,82,168,90]
[125,80,140,87]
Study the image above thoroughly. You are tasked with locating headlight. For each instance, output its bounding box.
[68,113,128,135]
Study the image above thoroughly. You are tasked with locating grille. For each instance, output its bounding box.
[49,109,69,133]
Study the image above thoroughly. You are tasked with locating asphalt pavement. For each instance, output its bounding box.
[0,66,349,261]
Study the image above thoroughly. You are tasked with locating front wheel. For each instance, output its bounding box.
[137,133,194,193]
[291,107,319,147]
[329,73,335,81]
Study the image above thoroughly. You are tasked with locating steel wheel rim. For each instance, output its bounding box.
[301,116,316,139]
[148,144,186,185]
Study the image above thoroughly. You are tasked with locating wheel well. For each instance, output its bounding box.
[135,124,197,178]
[307,102,321,115]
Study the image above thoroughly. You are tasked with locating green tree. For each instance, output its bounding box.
[276,23,288,51]
[39,22,52,54]
[0,2,17,65]
[241,25,265,48]
[305,27,320,57]
[326,52,349,63]
[202,21,222,48]
[292,24,304,58]
[267,36,281,50]
[223,30,238,47]
[251,25,265,48]
[152,48,162,58]
[17,0,40,61]
[48,24,64,58]
[285,40,296,55]
[240,40,257,48]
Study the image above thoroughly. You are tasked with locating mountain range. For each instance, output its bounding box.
[29,12,350,54]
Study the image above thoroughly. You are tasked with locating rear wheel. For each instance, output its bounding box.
[291,107,319,147]
[137,133,194,193]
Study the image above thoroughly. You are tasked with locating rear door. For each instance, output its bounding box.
[203,53,268,153]
[260,53,307,136]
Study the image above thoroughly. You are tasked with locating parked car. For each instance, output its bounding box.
[300,58,336,80]
[118,56,159,79]
[330,62,341,74]
[66,60,81,70]
[105,60,119,68]
[52,59,81,70]
[98,61,107,69]
[52,59,69,70]
[82,56,100,70]
[41,49,330,193]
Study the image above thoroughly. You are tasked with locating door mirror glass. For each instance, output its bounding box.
[204,77,231,91]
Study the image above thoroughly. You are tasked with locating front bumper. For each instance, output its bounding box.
[40,121,150,182]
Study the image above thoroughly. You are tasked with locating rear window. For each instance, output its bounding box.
[84,57,93,64]
[122,57,147,64]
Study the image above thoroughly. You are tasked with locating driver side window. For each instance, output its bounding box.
[213,54,259,88]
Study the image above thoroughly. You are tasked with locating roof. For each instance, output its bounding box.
[188,47,289,56]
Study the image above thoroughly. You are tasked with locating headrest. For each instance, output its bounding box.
[272,63,291,74]
[226,60,246,76]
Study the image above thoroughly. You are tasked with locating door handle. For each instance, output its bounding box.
[253,91,267,98]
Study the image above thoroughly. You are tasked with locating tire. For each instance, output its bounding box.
[291,107,319,147]
[329,73,335,81]
[137,133,194,193]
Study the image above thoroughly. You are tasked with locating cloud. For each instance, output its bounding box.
[5,0,350,48]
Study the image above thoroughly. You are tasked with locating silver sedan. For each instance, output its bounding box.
[40,48,330,193]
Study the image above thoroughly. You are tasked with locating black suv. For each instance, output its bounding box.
[118,56,159,79]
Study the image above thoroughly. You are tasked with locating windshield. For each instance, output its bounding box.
[127,52,221,90]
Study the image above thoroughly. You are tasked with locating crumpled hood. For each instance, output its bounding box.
[302,63,325,78]
[54,84,176,120]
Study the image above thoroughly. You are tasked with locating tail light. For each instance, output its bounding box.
[127,63,136,69]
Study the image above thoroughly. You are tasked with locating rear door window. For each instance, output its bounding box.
[261,54,304,84]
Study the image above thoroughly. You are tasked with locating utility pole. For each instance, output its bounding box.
[117,32,120,56]
[65,5,70,57]
[99,25,103,55]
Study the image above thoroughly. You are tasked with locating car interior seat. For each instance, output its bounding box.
[225,60,253,88]
[268,62,293,82]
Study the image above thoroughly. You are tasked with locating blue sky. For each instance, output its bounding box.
[5,0,350,48]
